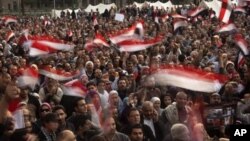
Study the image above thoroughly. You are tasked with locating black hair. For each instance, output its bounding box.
[128,124,143,135]
[86,81,96,88]
[52,105,66,113]
[74,114,91,131]
[41,113,58,125]
[73,97,85,109]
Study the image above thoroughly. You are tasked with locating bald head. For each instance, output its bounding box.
[57,130,76,141]
[142,101,154,119]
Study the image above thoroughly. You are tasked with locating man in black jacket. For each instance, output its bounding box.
[121,107,156,141]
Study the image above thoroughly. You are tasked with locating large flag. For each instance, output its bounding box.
[117,35,163,52]
[149,66,228,93]
[24,35,75,56]
[39,67,77,81]
[217,0,232,23]
[234,34,249,56]
[216,23,237,33]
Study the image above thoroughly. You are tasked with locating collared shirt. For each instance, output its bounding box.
[40,127,56,141]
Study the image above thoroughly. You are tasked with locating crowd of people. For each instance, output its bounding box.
[0,2,250,141]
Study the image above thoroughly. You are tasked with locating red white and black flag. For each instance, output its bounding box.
[149,65,228,93]
[234,34,249,56]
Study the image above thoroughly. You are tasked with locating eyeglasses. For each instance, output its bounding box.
[40,109,50,112]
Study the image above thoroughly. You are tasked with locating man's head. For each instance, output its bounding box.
[4,81,20,101]
[53,105,67,124]
[97,80,105,91]
[57,130,76,141]
[85,61,94,72]
[86,81,97,92]
[142,101,154,120]
[243,93,250,103]
[117,78,127,90]
[74,115,92,133]
[3,111,15,136]
[109,90,120,107]
[74,98,88,114]
[127,108,141,125]
[94,69,102,79]
[171,123,191,141]
[210,93,221,105]
[176,92,188,109]
[102,116,116,135]
[41,113,59,133]
[129,124,144,141]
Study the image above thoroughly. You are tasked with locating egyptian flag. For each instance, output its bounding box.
[234,34,249,56]
[117,35,163,52]
[109,21,144,44]
[233,6,246,13]
[171,14,188,20]
[62,79,88,97]
[173,19,188,32]
[188,7,206,17]
[16,66,39,89]
[39,66,78,81]
[2,16,17,25]
[24,36,75,56]
[84,41,96,52]
[149,65,228,93]
[216,23,237,33]
[93,33,110,47]
[236,52,245,69]
[6,31,15,42]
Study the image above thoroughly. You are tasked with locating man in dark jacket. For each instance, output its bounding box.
[121,107,156,141]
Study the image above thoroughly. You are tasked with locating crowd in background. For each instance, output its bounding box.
[0,3,250,141]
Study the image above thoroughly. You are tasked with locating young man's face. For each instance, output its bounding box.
[45,121,59,132]
[55,109,67,124]
[130,128,144,141]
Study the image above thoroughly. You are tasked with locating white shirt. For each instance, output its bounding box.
[144,118,156,137]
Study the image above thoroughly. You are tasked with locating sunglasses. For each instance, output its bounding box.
[40,109,50,112]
